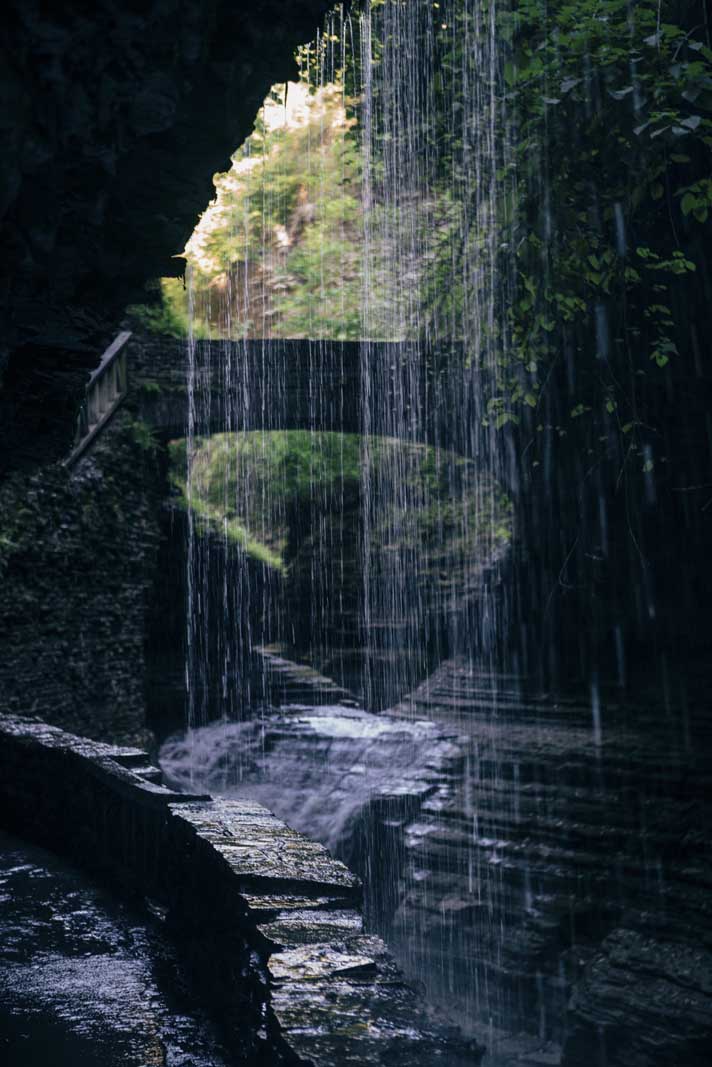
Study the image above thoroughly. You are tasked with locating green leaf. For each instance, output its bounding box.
[522,275,537,299]
[495,411,519,429]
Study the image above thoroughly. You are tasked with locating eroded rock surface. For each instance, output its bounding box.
[160,659,712,1065]
[562,928,712,1067]
[0,712,473,1065]
[0,829,231,1067]
[390,661,712,1065]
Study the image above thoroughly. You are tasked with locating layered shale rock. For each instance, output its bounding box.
[0,409,162,743]
[562,928,712,1067]
[164,658,712,1064]
[389,660,712,1065]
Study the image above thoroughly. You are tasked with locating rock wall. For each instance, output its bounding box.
[389,661,712,1066]
[171,665,712,1065]
[0,0,339,475]
[0,409,163,743]
[0,712,475,1066]
[507,361,712,695]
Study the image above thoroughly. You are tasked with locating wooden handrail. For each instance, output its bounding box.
[65,331,132,468]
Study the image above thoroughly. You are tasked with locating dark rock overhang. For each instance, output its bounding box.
[0,0,343,475]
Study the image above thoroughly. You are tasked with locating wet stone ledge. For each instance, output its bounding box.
[0,714,476,1066]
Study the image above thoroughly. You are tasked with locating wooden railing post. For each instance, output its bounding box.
[65,331,132,467]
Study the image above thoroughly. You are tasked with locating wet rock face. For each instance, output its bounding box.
[0,713,474,1066]
[390,662,712,1065]
[562,929,712,1067]
[0,410,162,743]
[0,0,336,473]
[0,829,232,1067]
[160,662,712,1065]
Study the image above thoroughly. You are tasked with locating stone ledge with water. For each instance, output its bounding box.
[0,712,476,1066]
[160,645,712,1066]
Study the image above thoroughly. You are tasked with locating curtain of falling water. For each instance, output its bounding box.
[184,22,360,728]
[182,0,522,1042]
[353,0,520,1041]
[185,0,514,724]
[356,0,515,711]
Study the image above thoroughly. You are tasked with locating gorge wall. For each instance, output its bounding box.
[0,410,163,744]
[0,0,340,476]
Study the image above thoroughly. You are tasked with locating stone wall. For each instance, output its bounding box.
[0,409,163,743]
[0,712,474,1066]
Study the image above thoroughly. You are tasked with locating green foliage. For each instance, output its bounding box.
[126,279,206,339]
[180,84,369,340]
[127,418,159,454]
[678,176,712,222]
[137,380,162,396]
[133,0,709,460]
[169,430,512,575]
[497,0,711,422]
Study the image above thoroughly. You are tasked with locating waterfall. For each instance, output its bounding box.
[354,0,514,708]
[176,0,523,1056]
[180,0,514,725]
[158,2,712,1063]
